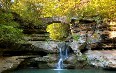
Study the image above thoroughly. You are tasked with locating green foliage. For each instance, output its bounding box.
[46,23,69,41]
[77,0,116,19]
[93,16,102,24]
[40,0,80,17]
[0,9,23,43]
[81,55,88,61]
[0,25,23,42]
[11,0,43,25]
[0,11,19,27]
[72,34,80,41]
[0,0,12,10]
[1,0,115,43]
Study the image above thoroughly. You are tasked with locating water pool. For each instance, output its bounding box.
[9,69,116,73]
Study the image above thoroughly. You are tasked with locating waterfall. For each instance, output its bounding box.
[11,0,14,3]
[56,43,69,69]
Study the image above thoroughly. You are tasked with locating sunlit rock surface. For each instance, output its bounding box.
[28,41,59,53]
[86,50,116,70]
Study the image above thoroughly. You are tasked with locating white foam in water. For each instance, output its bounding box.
[53,69,67,70]
[57,58,63,69]
[56,43,69,69]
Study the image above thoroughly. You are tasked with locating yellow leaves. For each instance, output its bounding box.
[39,0,80,17]
[77,0,116,19]
[46,23,69,41]
[11,0,26,14]
[10,0,81,17]
[10,0,42,25]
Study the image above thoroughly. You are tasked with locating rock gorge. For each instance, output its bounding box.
[0,17,116,73]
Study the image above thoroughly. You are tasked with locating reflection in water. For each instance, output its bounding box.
[58,70,61,73]
[10,69,116,73]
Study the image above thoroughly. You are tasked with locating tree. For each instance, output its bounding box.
[0,9,23,44]
[76,0,116,20]
[11,0,43,25]
[34,0,80,17]
[46,23,70,41]
[0,0,12,10]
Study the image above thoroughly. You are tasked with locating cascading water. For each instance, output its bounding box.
[56,43,69,69]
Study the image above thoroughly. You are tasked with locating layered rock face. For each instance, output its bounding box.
[70,18,116,70]
[70,18,116,50]
[1,17,116,72]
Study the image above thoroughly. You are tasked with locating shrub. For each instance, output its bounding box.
[46,23,70,41]
[0,9,23,43]
[0,25,23,43]
[77,0,116,19]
